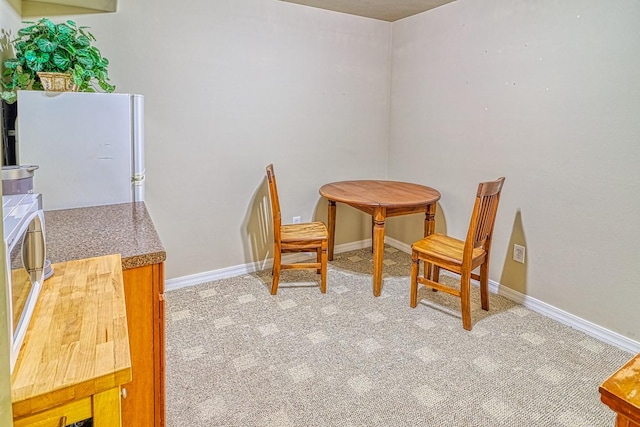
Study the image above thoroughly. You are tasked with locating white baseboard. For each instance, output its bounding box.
[384,237,412,253]
[384,237,640,354]
[167,236,639,354]
[165,239,372,292]
[491,281,639,354]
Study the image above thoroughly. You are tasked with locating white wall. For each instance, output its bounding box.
[50,0,392,278]
[388,0,640,340]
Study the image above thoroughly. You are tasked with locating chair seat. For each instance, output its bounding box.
[412,233,485,267]
[281,222,328,243]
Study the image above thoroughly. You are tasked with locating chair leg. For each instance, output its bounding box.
[460,270,472,331]
[271,250,281,295]
[320,246,327,294]
[423,261,432,281]
[316,248,322,274]
[480,261,489,311]
[430,265,440,292]
[410,251,419,308]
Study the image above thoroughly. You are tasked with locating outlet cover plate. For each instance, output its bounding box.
[513,244,526,263]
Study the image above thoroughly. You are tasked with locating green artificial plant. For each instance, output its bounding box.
[1,18,115,104]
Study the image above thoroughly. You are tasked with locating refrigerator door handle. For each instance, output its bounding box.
[132,172,146,184]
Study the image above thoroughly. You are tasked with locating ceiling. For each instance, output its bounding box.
[279,0,456,22]
[20,0,116,17]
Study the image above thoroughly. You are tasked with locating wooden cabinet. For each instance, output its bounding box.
[14,388,121,427]
[11,255,132,427]
[121,262,166,427]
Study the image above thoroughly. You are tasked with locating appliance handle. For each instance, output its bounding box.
[20,210,45,283]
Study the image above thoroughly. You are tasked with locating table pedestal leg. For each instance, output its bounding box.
[327,200,336,261]
[371,216,374,254]
[372,207,386,297]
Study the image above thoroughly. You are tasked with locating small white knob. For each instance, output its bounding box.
[121,387,128,399]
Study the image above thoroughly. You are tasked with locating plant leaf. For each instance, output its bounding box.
[17,26,34,37]
[35,51,50,64]
[17,73,31,85]
[24,50,37,62]
[76,35,91,48]
[53,52,70,69]
[3,59,20,69]
[57,27,73,42]
[76,55,94,69]
[42,18,55,32]
[1,91,17,104]
[36,38,57,53]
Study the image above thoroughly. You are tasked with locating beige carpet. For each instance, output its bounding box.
[165,246,632,426]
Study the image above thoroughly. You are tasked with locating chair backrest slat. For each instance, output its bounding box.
[465,177,505,258]
[266,164,282,242]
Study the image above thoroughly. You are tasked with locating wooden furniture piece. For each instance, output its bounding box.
[44,202,166,427]
[409,177,505,330]
[600,353,640,427]
[266,164,328,294]
[11,254,132,427]
[319,180,441,297]
[121,262,165,427]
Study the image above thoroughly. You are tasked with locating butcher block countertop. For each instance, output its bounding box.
[11,254,132,420]
[44,202,166,270]
[600,353,640,425]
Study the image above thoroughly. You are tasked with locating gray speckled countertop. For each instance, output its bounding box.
[44,202,166,270]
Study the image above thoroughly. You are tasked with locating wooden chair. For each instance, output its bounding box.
[410,177,505,330]
[266,164,328,295]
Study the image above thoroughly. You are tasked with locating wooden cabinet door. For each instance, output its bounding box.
[154,263,166,427]
[121,263,165,427]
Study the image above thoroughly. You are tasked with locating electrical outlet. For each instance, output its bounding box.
[513,244,526,264]
[292,216,301,224]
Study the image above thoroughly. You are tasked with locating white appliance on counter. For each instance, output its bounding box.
[16,91,145,210]
[3,193,45,373]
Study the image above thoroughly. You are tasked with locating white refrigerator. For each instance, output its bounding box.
[16,90,145,211]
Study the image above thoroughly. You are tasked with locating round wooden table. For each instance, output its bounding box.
[319,180,441,296]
